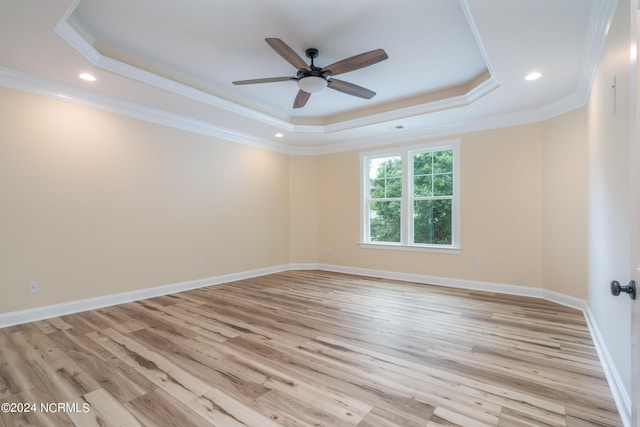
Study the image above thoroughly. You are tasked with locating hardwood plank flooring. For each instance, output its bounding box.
[0,271,623,426]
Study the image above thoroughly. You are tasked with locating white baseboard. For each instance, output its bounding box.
[289,263,322,271]
[0,264,289,329]
[318,263,572,305]
[0,262,630,425]
[583,306,632,427]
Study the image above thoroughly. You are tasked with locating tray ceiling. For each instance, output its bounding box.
[0,0,616,153]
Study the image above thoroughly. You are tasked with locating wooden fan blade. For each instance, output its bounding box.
[293,90,311,109]
[265,38,310,71]
[327,78,376,99]
[232,76,296,85]
[323,49,388,76]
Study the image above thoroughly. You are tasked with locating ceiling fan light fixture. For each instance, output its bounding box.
[232,39,388,108]
[297,76,327,93]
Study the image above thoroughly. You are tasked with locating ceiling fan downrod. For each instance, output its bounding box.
[231,38,388,108]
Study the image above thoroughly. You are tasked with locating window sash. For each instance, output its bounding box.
[361,141,460,251]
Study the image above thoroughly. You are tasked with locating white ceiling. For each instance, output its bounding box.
[0,0,616,153]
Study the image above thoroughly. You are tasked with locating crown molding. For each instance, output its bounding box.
[320,74,500,135]
[1,0,614,155]
[0,64,591,157]
[0,66,291,153]
[312,93,587,155]
[459,0,497,79]
[576,0,619,105]
[55,1,498,135]
[54,19,295,132]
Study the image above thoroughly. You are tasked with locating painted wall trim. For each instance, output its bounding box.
[0,264,289,329]
[0,67,291,154]
[0,64,589,157]
[0,262,629,425]
[316,263,569,306]
[56,7,498,135]
[584,306,632,427]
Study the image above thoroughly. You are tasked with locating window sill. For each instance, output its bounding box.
[359,242,461,254]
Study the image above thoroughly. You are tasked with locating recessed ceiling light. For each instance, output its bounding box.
[525,71,542,81]
[78,73,96,82]
[275,133,284,138]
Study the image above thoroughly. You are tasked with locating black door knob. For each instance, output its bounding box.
[610,280,636,300]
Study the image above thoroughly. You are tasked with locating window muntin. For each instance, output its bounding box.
[410,149,454,245]
[361,141,459,251]
[367,156,402,242]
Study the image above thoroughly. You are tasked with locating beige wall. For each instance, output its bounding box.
[0,87,290,313]
[0,85,594,315]
[315,124,548,289]
[586,0,634,398]
[288,155,318,264]
[2,4,631,415]
[542,108,589,299]
[0,70,600,318]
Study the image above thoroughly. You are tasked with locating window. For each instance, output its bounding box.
[361,141,460,252]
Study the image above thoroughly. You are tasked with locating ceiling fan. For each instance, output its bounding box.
[232,38,388,109]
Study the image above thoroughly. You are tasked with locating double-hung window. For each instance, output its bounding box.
[360,140,460,252]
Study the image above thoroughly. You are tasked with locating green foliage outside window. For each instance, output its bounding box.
[413,199,452,245]
[413,150,453,245]
[368,149,454,245]
[369,157,402,242]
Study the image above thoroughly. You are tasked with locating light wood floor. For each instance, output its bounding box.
[0,270,623,426]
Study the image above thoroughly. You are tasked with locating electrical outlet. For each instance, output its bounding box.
[28,281,39,294]
[474,261,481,270]
[198,259,205,268]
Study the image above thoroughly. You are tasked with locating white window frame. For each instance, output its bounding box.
[360,140,461,254]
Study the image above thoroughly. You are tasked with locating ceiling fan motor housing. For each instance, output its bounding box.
[298,48,331,80]
[232,38,388,108]
[296,68,331,80]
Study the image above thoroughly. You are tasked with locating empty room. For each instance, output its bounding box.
[0,0,638,426]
